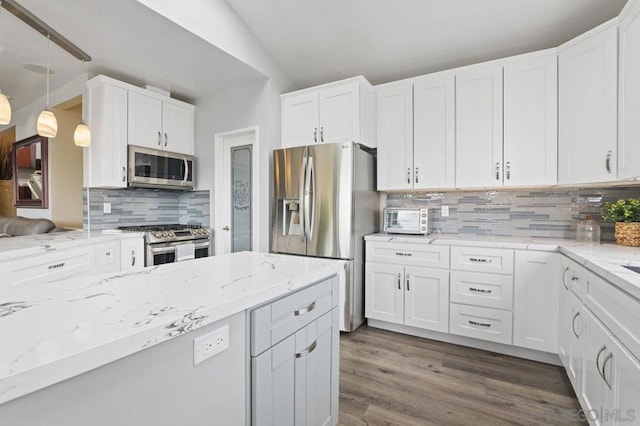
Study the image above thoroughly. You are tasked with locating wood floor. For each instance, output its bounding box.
[339,325,585,426]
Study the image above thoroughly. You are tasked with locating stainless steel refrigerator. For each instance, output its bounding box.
[272,141,378,332]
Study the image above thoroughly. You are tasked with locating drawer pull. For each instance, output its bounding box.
[294,301,316,316]
[397,273,401,290]
[469,287,491,294]
[571,312,581,339]
[295,340,317,358]
[48,262,66,270]
[562,267,569,290]
[395,252,412,257]
[469,320,491,328]
[469,258,491,263]
[601,352,613,390]
[131,250,136,266]
[571,275,578,281]
[406,274,410,291]
[596,345,607,382]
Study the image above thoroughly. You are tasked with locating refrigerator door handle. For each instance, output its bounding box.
[299,151,308,242]
[304,156,315,241]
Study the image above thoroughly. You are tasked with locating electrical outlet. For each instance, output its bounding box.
[103,202,111,214]
[441,205,449,217]
[193,325,229,365]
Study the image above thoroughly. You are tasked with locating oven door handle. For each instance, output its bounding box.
[183,158,189,184]
[193,241,210,249]
[149,246,178,255]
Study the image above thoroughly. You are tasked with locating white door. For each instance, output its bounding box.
[404,266,449,333]
[282,92,319,148]
[558,25,618,184]
[128,91,163,150]
[609,337,640,425]
[455,64,503,188]
[364,262,404,324]
[215,128,258,255]
[503,53,558,186]
[567,292,584,394]
[162,101,194,155]
[413,73,455,189]
[318,84,359,144]
[376,81,413,191]
[619,1,640,179]
[120,237,144,272]
[513,251,559,353]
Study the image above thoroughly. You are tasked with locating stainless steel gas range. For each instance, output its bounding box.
[117,224,211,266]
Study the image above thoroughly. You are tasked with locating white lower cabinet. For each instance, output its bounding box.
[559,285,584,392]
[251,277,339,426]
[449,303,513,345]
[120,237,145,272]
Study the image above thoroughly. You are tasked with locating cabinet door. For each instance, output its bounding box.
[319,84,359,144]
[558,26,618,184]
[376,81,413,190]
[513,251,559,353]
[404,267,449,333]
[455,65,503,188]
[413,73,455,189]
[162,101,194,155]
[503,53,558,186]
[128,91,163,150]
[364,262,404,324]
[619,1,640,179]
[580,310,614,426]
[120,237,145,272]
[282,92,319,148]
[609,337,640,425]
[567,292,584,395]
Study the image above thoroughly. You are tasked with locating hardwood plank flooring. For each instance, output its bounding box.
[339,325,585,426]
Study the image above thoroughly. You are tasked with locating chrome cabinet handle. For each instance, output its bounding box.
[122,166,126,182]
[571,311,580,339]
[601,352,613,390]
[470,258,491,263]
[606,151,612,174]
[506,161,511,180]
[406,274,410,291]
[495,162,500,180]
[470,287,491,294]
[48,262,65,270]
[313,128,317,143]
[415,167,419,184]
[407,168,411,184]
[571,275,578,281]
[295,340,317,358]
[562,267,570,290]
[469,320,491,327]
[395,252,412,257]
[164,132,168,147]
[320,126,324,142]
[157,131,162,146]
[294,301,316,316]
[131,250,136,266]
[222,225,230,231]
[596,345,607,382]
[397,273,401,290]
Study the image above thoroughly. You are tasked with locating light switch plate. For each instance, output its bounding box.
[103,202,111,214]
[441,205,449,217]
[194,325,229,365]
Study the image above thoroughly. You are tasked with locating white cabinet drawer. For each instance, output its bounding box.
[5,247,95,285]
[366,241,449,268]
[251,276,339,356]
[450,271,513,310]
[450,246,514,274]
[449,303,513,345]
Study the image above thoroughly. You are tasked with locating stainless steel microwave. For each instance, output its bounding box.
[383,207,429,235]
[128,145,194,190]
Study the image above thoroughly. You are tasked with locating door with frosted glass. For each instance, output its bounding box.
[231,145,252,252]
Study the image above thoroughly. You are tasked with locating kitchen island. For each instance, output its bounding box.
[0,251,345,425]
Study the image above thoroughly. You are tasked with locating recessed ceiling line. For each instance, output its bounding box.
[1,0,91,62]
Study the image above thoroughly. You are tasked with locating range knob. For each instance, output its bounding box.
[154,232,162,238]
[162,231,169,237]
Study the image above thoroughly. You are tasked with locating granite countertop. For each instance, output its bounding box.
[0,230,143,262]
[0,251,345,404]
[365,233,640,300]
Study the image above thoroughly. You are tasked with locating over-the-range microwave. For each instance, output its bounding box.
[128,145,194,190]
[383,207,429,235]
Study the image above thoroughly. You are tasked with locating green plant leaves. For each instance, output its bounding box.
[602,198,640,222]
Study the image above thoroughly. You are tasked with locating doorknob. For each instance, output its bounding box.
[222,226,230,231]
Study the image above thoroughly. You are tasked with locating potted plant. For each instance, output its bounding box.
[602,198,640,246]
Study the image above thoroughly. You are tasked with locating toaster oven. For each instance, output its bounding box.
[383,207,429,235]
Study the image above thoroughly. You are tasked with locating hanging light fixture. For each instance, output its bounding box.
[74,60,90,147]
[0,0,12,125]
[37,34,57,138]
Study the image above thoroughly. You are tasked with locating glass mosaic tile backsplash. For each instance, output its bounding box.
[83,188,210,230]
[385,187,640,241]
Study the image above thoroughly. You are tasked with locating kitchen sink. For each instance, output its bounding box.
[621,265,640,274]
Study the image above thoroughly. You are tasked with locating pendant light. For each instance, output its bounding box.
[37,34,57,138]
[0,0,12,125]
[74,60,90,147]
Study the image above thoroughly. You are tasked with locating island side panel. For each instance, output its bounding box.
[0,311,246,426]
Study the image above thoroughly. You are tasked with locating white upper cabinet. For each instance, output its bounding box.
[281,76,375,149]
[128,91,195,155]
[619,1,640,179]
[455,64,503,188]
[413,73,456,189]
[559,23,618,184]
[376,81,413,191]
[503,52,558,186]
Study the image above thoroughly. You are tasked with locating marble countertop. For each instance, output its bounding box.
[365,233,640,299]
[0,251,345,404]
[0,230,143,261]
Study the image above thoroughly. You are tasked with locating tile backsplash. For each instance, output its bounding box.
[385,187,640,241]
[83,188,210,230]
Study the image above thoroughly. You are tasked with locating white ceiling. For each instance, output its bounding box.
[225,0,628,88]
[0,0,264,112]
